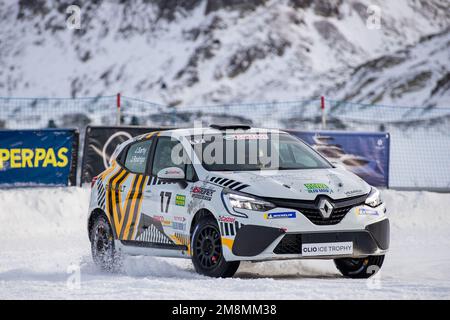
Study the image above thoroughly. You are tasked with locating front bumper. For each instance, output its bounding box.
[231,218,389,260]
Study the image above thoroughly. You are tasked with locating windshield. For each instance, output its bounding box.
[189,132,332,171]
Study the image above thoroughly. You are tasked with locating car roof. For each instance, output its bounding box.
[112,126,290,164]
[156,127,286,138]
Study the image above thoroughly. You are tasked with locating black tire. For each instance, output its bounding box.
[90,214,121,272]
[334,255,385,279]
[191,216,240,278]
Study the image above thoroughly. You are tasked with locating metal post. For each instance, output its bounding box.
[321,96,326,130]
[116,93,121,126]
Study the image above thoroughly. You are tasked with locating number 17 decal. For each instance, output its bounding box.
[160,191,172,213]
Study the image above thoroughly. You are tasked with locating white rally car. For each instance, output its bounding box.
[87,125,389,278]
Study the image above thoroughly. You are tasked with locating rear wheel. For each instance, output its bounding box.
[334,255,384,279]
[191,216,240,278]
[90,215,121,272]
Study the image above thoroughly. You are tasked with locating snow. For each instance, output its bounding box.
[0,187,449,299]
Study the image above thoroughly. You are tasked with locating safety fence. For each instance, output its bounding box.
[0,95,449,190]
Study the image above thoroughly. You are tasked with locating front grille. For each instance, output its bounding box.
[262,194,367,226]
[296,206,353,225]
[273,234,302,254]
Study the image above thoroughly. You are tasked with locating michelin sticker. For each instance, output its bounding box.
[264,211,296,219]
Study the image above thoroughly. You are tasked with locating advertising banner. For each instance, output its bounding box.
[81,126,172,185]
[0,129,78,186]
[287,130,390,187]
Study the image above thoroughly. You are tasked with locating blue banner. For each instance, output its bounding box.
[288,130,390,187]
[0,129,78,186]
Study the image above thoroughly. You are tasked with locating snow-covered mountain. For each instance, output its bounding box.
[0,0,449,107]
[325,29,450,107]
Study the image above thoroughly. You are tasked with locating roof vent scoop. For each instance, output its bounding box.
[209,124,251,130]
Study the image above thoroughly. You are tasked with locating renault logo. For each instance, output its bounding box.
[318,198,334,218]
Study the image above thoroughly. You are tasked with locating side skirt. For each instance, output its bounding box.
[116,240,189,259]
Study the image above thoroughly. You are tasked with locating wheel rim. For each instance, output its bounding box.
[340,258,369,275]
[195,225,222,270]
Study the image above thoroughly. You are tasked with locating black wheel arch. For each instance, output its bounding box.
[190,209,216,237]
[88,208,109,242]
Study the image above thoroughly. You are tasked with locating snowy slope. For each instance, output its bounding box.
[0,187,449,299]
[0,0,449,107]
[324,29,450,107]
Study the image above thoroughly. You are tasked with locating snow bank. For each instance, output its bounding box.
[0,187,449,299]
[0,187,90,245]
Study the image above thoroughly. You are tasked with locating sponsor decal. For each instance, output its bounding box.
[190,186,216,201]
[219,216,236,223]
[223,134,268,140]
[264,211,297,219]
[105,183,126,193]
[356,207,379,216]
[164,169,180,175]
[154,215,172,226]
[345,189,363,196]
[173,216,186,222]
[304,183,331,193]
[175,194,186,206]
[172,222,186,231]
[162,220,172,227]
[302,242,353,257]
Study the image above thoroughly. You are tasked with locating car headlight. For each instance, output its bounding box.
[223,189,275,212]
[365,187,382,208]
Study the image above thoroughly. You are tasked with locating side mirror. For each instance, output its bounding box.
[157,167,185,181]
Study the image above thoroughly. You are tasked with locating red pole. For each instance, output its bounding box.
[321,96,326,129]
[116,93,121,125]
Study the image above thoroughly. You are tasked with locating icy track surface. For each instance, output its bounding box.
[0,187,449,299]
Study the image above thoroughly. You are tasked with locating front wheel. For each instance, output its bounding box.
[334,255,385,279]
[90,215,121,272]
[191,216,240,278]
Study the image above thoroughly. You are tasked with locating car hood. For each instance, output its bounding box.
[208,168,370,200]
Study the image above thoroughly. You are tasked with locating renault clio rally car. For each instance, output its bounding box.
[87,125,389,278]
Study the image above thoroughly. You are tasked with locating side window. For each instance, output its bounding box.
[185,163,195,181]
[278,143,294,163]
[124,140,152,174]
[152,137,194,179]
[290,144,321,168]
